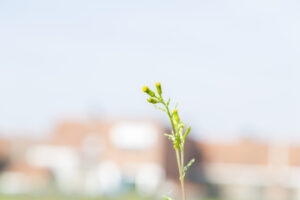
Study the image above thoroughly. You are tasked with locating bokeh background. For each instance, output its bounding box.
[1,0,300,200]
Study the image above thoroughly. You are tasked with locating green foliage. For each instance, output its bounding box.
[183,158,195,177]
[142,82,195,200]
[162,195,174,200]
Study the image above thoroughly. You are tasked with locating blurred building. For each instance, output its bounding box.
[0,136,50,194]
[200,139,300,200]
[0,139,10,173]
[0,119,167,196]
[1,120,300,200]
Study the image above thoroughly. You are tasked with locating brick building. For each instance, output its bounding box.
[1,120,300,200]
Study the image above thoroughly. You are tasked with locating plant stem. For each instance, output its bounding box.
[162,100,176,135]
[180,149,186,200]
[176,149,186,200]
[161,98,186,200]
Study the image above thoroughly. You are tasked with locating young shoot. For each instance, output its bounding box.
[142,82,195,200]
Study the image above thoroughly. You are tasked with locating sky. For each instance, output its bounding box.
[1,0,300,141]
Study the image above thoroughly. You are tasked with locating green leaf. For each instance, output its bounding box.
[183,126,191,140]
[175,102,179,109]
[166,98,171,106]
[176,132,181,142]
[154,105,167,113]
[183,158,195,177]
[164,133,175,142]
[173,133,180,149]
[162,195,174,200]
[178,122,185,130]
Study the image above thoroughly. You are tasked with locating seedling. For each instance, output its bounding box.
[142,82,195,200]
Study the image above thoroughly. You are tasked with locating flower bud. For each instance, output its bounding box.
[155,82,162,96]
[147,98,158,104]
[142,86,156,97]
[142,86,148,93]
[173,109,180,123]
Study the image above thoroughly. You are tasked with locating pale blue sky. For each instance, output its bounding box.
[1,0,300,140]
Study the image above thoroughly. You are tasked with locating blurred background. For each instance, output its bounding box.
[1,0,300,200]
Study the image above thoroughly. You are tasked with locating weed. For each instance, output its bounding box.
[142,83,195,200]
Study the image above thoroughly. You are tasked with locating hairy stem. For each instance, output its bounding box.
[162,99,186,200]
[176,149,186,200]
[180,149,186,200]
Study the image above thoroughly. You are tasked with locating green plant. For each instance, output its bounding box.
[142,83,195,200]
